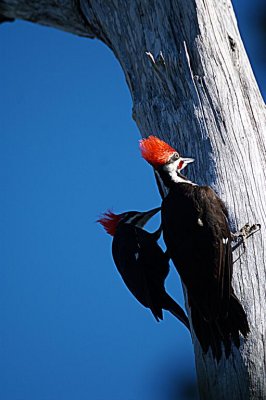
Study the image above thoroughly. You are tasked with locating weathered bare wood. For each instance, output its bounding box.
[0,0,94,37]
[1,0,266,398]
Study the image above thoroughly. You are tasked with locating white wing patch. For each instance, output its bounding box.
[197,218,204,227]
[135,252,139,260]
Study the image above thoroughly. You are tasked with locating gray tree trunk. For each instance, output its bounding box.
[1,1,265,398]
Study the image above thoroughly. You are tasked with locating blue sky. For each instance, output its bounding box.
[0,2,265,400]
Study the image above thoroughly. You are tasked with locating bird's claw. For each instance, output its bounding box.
[232,223,261,255]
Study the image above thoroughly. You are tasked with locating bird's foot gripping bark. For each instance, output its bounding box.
[232,223,261,254]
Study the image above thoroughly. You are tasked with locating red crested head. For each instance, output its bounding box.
[97,210,121,236]
[139,136,177,167]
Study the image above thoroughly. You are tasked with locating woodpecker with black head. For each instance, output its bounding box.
[98,207,190,329]
[140,136,250,360]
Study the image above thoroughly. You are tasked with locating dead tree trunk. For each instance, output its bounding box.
[1,0,265,398]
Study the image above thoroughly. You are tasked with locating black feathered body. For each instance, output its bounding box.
[112,222,189,328]
[162,183,232,318]
[161,182,249,358]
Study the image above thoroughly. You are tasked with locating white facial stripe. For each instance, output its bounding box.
[125,215,138,225]
[163,159,180,182]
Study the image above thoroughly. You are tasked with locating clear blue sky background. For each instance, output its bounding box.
[1,2,265,400]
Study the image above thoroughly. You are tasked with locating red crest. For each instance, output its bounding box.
[139,136,177,167]
[97,210,121,236]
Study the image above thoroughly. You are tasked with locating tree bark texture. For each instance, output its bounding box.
[1,0,265,399]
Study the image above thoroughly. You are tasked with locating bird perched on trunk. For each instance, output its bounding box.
[98,207,190,330]
[140,135,249,360]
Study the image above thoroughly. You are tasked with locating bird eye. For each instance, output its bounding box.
[169,153,179,161]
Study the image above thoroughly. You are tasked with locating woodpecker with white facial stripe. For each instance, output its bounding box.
[98,207,190,329]
[140,136,249,360]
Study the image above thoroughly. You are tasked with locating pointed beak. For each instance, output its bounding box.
[135,207,161,228]
[182,157,194,165]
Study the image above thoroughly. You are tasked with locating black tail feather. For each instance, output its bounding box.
[163,293,190,331]
[190,304,223,361]
[189,293,249,361]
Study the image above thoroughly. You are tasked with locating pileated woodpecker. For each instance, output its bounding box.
[140,135,249,360]
[98,207,190,329]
